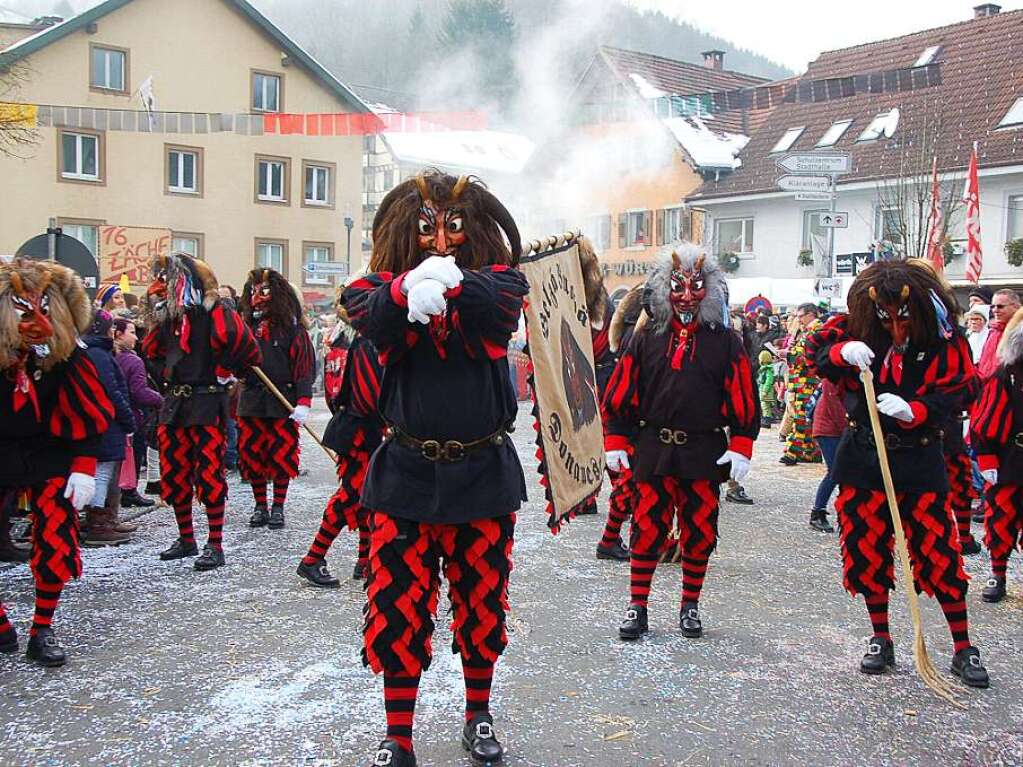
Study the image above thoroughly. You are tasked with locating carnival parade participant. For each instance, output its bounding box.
[806,260,989,687]
[603,246,759,641]
[141,252,260,572]
[236,268,315,531]
[0,259,114,666]
[344,170,527,767]
[780,303,822,465]
[297,287,384,587]
[971,307,1023,604]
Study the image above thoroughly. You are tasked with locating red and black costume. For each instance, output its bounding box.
[142,253,260,571]
[0,259,113,666]
[970,308,1023,604]
[298,330,383,586]
[347,170,526,767]
[943,395,981,555]
[237,268,315,529]
[603,247,759,641]
[806,260,989,686]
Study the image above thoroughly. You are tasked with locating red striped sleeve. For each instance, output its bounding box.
[50,351,113,441]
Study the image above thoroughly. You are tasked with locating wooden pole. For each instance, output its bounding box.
[250,366,337,462]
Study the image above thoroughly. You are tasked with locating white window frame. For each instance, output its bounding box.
[715,217,755,256]
[304,164,331,206]
[998,97,1023,129]
[90,46,126,91]
[802,209,830,254]
[816,119,853,148]
[62,224,99,256]
[625,209,650,248]
[304,244,332,286]
[771,126,805,154]
[857,109,900,142]
[663,205,685,243]
[258,159,287,202]
[257,241,285,272]
[172,236,200,258]
[1006,193,1023,241]
[252,72,281,112]
[874,204,905,254]
[61,131,100,181]
[168,149,199,194]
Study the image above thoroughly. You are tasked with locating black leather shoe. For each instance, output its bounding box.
[370,740,416,767]
[26,627,66,667]
[960,536,982,555]
[144,481,162,496]
[596,540,629,561]
[121,490,155,508]
[679,602,702,638]
[194,544,225,571]
[297,560,340,588]
[725,486,754,505]
[0,628,18,654]
[809,509,835,533]
[779,455,798,466]
[268,504,285,529]
[159,538,198,561]
[353,562,367,580]
[860,636,895,675]
[462,713,504,765]
[951,647,990,688]
[618,604,648,640]
[982,576,1006,603]
[249,505,269,527]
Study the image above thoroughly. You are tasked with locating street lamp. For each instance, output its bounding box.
[343,204,354,272]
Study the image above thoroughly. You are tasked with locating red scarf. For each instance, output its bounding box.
[668,319,698,370]
[9,352,41,422]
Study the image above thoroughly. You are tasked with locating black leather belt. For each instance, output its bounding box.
[388,425,509,462]
[168,384,226,398]
[849,423,942,451]
[639,421,723,447]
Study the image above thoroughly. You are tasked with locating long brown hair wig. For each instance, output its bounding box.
[239,268,308,328]
[370,168,521,273]
[847,259,959,352]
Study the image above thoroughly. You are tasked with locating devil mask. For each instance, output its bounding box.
[239,267,305,330]
[669,250,707,325]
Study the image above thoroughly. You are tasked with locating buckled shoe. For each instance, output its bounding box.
[194,544,225,571]
[26,627,66,667]
[159,537,198,561]
[297,560,340,588]
[268,504,285,530]
[596,540,629,561]
[679,602,703,638]
[982,576,1006,603]
[370,740,416,767]
[249,505,269,528]
[462,713,503,765]
[618,604,648,640]
[951,647,990,688]
[860,636,895,675]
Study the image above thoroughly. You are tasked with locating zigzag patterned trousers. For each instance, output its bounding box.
[946,453,978,543]
[835,485,968,600]
[21,478,81,586]
[362,512,515,677]
[984,484,1023,562]
[157,424,227,509]
[237,416,300,482]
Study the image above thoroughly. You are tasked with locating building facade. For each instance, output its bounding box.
[0,0,368,301]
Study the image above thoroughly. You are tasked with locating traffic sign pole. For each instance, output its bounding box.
[827,173,836,278]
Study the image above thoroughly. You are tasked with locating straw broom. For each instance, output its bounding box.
[251,366,337,462]
[859,368,963,707]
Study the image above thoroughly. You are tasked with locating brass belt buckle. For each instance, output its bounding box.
[421,440,442,461]
[658,428,688,446]
[172,384,192,397]
[443,440,466,461]
[1015,433,1023,448]
[659,428,673,445]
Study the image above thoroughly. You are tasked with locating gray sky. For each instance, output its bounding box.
[625,0,1023,71]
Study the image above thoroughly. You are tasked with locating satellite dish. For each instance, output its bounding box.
[16,230,101,300]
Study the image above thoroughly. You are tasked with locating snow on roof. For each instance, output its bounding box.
[662,116,748,171]
[628,72,666,99]
[383,129,535,175]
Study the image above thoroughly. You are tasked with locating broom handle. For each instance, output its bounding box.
[251,366,337,462]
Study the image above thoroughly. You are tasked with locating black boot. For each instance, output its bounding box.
[353,562,367,580]
[959,536,982,556]
[268,504,285,530]
[194,544,225,571]
[951,647,990,688]
[297,560,340,588]
[144,480,162,497]
[26,627,66,667]
[121,489,155,508]
[618,604,648,640]
[462,713,504,765]
[596,540,629,561]
[860,636,895,675]
[370,740,416,767]
[809,508,835,533]
[159,537,198,561]
[982,576,1007,603]
[725,485,754,505]
[249,505,269,528]
[679,602,702,638]
[0,627,17,654]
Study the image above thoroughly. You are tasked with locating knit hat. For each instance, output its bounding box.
[966,305,989,321]
[89,309,114,337]
[97,284,122,308]
[968,286,994,305]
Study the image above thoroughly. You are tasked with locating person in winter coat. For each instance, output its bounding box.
[808,379,845,533]
[756,349,777,426]
[113,317,163,507]
[82,311,137,546]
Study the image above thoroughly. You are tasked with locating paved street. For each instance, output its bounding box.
[1,403,1022,767]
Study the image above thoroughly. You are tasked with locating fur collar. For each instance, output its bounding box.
[609,283,646,353]
[999,307,1023,367]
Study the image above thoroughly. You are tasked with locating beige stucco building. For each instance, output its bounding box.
[0,0,368,301]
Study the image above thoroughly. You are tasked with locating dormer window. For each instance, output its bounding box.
[998,96,1023,128]
[816,119,853,147]
[771,126,805,153]
[913,45,942,67]
[856,109,900,142]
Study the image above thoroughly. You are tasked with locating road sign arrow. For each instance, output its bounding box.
[302,261,349,275]
[820,212,849,228]
[777,174,832,193]
[775,152,851,175]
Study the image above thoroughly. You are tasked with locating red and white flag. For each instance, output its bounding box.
[964,142,983,284]
[925,155,944,274]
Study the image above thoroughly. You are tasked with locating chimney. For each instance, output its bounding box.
[701,50,725,71]
[30,16,64,27]
[973,3,1001,17]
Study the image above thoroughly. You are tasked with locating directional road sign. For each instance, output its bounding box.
[819,212,849,228]
[777,175,831,193]
[775,152,851,175]
[302,261,349,276]
[795,192,836,202]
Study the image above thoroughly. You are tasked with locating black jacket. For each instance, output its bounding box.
[238,320,315,419]
[322,334,385,454]
[83,334,136,462]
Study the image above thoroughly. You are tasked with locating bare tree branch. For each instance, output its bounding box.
[0,62,40,159]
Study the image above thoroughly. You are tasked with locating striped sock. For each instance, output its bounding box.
[31,583,63,637]
[937,594,971,653]
[463,661,494,722]
[954,506,973,543]
[173,504,195,544]
[251,481,268,508]
[383,672,419,754]
[302,511,340,566]
[206,505,225,551]
[599,505,629,550]
[0,602,15,645]
[629,553,658,607]
[272,479,289,507]
[681,555,708,603]
[357,525,370,570]
[864,593,891,640]
[991,556,1008,580]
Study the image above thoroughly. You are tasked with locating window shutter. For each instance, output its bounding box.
[656,209,665,246]
[618,213,627,249]
[645,210,654,246]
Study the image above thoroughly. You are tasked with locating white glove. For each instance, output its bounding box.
[290,404,310,425]
[876,393,914,422]
[217,375,237,386]
[63,472,95,512]
[981,469,998,485]
[840,341,875,370]
[404,256,463,293]
[407,279,447,324]
[606,450,630,473]
[716,450,751,482]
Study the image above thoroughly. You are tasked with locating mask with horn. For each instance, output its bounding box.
[239,267,305,330]
[870,283,912,351]
[668,250,707,325]
[369,168,521,273]
[146,251,219,323]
